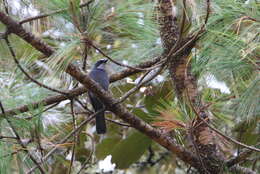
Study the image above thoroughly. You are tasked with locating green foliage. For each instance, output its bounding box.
[96,136,121,160]
[0,142,12,174]
[0,0,259,173]
[144,81,173,114]
[235,77,260,119]
[110,131,152,169]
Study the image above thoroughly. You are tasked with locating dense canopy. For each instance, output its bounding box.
[0,0,259,174]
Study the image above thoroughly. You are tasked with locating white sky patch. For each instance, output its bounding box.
[156,38,161,45]
[126,77,134,84]
[42,112,66,129]
[65,22,74,31]
[66,151,73,160]
[59,42,66,47]
[57,100,70,108]
[152,75,164,84]
[9,0,21,15]
[205,75,231,94]
[11,1,39,18]
[98,155,116,172]
[106,44,112,49]
[35,60,53,74]
[122,60,128,65]
[171,2,178,17]
[21,8,29,17]
[86,124,96,134]
[137,12,144,25]
[28,4,39,16]
[131,43,138,48]
[245,0,257,4]
[140,87,146,93]
[42,29,64,38]
[111,7,115,13]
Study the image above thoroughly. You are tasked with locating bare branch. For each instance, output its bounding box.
[4,37,68,95]
[0,102,46,174]
[198,116,260,152]
[28,110,99,174]
[227,148,257,167]
[84,38,164,71]
[0,55,161,118]
[117,66,164,104]
[66,64,200,169]
[76,132,94,174]
[19,0,94,24]
[106,118,131,127]
[0,10,201,171]
[68,99,77,174]
[229,165,258,174]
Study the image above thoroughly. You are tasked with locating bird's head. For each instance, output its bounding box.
[94,59,108,70]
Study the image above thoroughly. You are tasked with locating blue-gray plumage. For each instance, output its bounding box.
[88,59,109,134]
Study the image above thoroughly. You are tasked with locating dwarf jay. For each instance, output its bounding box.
[88,59,109,134]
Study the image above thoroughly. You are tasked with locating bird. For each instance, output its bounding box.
[88,59,109,134]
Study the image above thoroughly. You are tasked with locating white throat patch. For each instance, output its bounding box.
[97,63,106,70]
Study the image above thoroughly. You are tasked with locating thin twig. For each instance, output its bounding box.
[19,0,94,24]
[68,99,77,174]
[106,118,131,127]
[229,165,257,174]
[184,46,260,153]
[0,149,23,159]
[204,0,210,26]
[3,0,9,14]
[0,135,17,139]
[22,102,60,120]
[4,37,68,96]
[85,39,164,71]
[0,10,202,170]
[0,102,46,174]
[0,56,162,118]
[74,98,92,114]
[116,66,164,104]
[82,41,89,71]
[227,148,256,167]
[76,132,94,174]
[199,117,260,152]
[27,109,103,174]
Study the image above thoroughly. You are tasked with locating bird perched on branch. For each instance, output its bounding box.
[88,59,109,134]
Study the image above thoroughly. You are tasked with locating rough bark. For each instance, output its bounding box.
[157,1,225,173]
[0,11,203,170]
[0,56,161,117]
[0,8,252,174]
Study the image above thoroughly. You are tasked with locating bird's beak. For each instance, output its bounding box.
[104,59,108,63]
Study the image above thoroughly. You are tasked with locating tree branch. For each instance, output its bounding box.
[226,145,259,167]
[229,165,258,174]
[66,64,200,169]
[0,102,46,174]
[0,55,161,118]
[28,111,98,174]
[0,10,201,171]
[19,0,94,24]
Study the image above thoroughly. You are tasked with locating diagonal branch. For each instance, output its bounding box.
[19,0,94,24]
[229,165,257,174]
[226,148,256,167]
[4,37,68,95]
[28,110,99,174]
[0,10,202,171]
[66,64,200,168]
[0,102,46,174]
[0,55,161,118]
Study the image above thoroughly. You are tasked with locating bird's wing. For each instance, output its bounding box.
[89,69,109,90]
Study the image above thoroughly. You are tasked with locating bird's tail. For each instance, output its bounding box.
[95,111,106,134]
